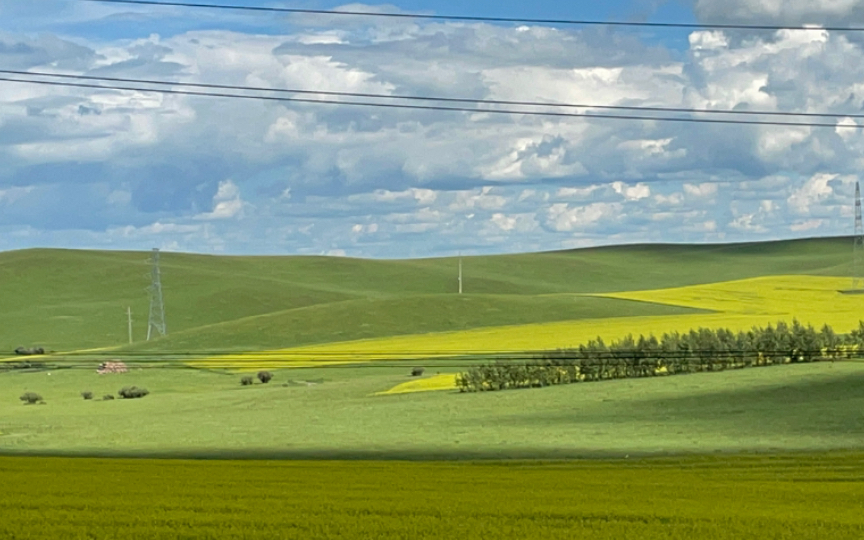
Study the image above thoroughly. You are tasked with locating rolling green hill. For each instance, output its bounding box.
[0,236,855,353]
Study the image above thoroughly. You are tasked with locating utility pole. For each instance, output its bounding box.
[458,254,463,294]
[127,307,133,344]
[854,182,864,290]
[146,248,167,341]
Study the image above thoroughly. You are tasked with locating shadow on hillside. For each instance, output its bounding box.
[505,371,864,438]
[0,446,847,462]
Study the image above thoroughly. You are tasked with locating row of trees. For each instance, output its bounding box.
[455,320,864,392]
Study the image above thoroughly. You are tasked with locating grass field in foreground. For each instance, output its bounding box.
[2,454,862,540]
[2,361,863,457]
[192,275,864,368]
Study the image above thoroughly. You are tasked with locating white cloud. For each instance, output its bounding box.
[0,186,35,204]
[786,173,853,215]
[612,181,651,201]
[689,31,729,51]
[546,202,621,232]
[194,180,247,220]
[729,213,767,233]
[5,12,864,256]
[683,183,718,197]
[556,186,600,199]
[449,187,507,212]
[654,193,685,206]
[692,0,864,25]
[489,212,538,233]
[351,223,379,234]
[791,219,825,231]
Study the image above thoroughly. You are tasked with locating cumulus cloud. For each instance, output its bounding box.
[194,180,247,220]
[3,7,864,256]
[691,0,864,26]
[546,202,622,232]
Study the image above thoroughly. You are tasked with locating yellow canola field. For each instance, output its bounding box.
[191,275,864,372]
[374,373,460,396]
[0,345,121,363]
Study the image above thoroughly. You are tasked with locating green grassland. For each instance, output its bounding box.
[0,236,856,353]
[2,453,863,540]
[2,360,863,457]
[2,236,864,458]
[4,237,864,539]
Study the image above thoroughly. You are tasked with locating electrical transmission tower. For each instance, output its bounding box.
[854,182,864,291]
[146,248,167,340]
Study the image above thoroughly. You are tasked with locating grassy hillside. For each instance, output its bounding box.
[1,361,862,457]
[0,236,855,353]
[127,295,704,353]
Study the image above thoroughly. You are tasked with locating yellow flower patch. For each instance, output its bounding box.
[189,275,864,370]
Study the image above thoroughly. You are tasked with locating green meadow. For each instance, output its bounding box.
[2,359,863,457]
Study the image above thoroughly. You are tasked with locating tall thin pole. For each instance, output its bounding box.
[854,182,864,290]
[127,307,133,344]
[458,254,463,294]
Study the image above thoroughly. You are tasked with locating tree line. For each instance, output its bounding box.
[455,320,864,392]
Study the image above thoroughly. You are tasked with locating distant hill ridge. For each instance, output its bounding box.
[0,235,854,353]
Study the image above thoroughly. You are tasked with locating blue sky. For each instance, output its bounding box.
[1,0,864,257]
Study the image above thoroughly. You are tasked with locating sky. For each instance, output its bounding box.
[2,0,864,258]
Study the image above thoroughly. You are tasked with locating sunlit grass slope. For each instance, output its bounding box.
[135,294,702,353]
[0,236,855,353]
[1,361,862,456]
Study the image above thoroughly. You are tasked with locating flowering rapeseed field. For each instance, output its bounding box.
[374,373,459,395]
[192,275,864,370]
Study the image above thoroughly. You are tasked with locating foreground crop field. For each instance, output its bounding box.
[2,454,863,540]
[192,275,864,369]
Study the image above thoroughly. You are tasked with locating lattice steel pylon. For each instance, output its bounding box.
[146,248,167,340]
[854,182,864,290]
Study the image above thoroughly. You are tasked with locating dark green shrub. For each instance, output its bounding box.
[103,394,114,401]
[257,371,273,384]
[81,391,94,400]
[241,376,254,386]
[118,386,149,399]
[411,367,425,377]
[20,392,42,404]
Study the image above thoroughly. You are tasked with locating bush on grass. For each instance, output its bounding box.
[411,367,425,377]
[257,371,273,384]
[103,394,114,401]
[81,391,94,400]
[20,392,43,405]
[240,376,254,386]
[118,386,149,399]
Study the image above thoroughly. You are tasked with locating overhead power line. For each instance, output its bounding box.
[2,75,862,129]
[81,0,863,32]
[4,69,864,121]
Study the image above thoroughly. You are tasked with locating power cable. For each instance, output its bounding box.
[80,0,864,33]
[2,76,862,129]
[4,69,863,120]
